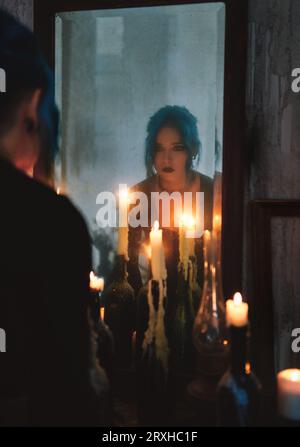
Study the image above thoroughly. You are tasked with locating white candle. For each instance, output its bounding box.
[226,292,248,327]
[213,214,222,233]
[150,221,166,281]
[118,185,128,259]
[185,215,196,258]
[89,271,104,292]
[277,369,300,420]
[211,265,217,313]
[179,215,191,277]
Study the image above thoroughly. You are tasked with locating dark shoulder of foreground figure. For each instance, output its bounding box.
[3,159,90,244]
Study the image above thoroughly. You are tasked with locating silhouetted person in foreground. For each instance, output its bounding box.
[0,9,109,426]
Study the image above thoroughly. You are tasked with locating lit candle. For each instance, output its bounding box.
[118,185,128,259]
[100,307,105,321]
[150,221,166,281]
[185,215,196,258]
[213,214,222,268]
[203,230,211,275]
[277,369,300,420]
[179,214,191,276]
[213,214,222,233]
[89,271,104,293]
[226,292,248,327]
[211,265,217,313]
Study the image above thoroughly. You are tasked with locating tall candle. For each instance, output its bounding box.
[185,215,196,258]
[203,230,211,276]
[211,265,217,313]
[277,369,300,420]
[118,185,128,259]
[179,215,191,276]
[150,221,166,281]
[226,292,248,327]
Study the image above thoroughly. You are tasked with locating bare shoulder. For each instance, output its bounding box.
[130,176,156,195]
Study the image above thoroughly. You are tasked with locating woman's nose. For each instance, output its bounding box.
[163,149,173,163]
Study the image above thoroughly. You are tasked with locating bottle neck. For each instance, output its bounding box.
[230,325,248,377]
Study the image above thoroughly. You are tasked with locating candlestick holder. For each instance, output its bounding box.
[135,279,173,426]
[169,261,197,373]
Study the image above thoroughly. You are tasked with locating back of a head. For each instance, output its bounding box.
[0,8,58,159]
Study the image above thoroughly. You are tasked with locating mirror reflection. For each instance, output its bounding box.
[55,3,225,297]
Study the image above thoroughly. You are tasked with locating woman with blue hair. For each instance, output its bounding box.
[0,8,58,182]
[128,105,213,296]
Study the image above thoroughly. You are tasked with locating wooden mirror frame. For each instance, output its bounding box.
[33,0,248,299]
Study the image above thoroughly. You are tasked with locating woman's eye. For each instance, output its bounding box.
[173,144,185,151]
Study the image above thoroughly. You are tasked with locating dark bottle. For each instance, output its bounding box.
[103,254,135,369]
[169,261,196,373]
[217,325,262,426]
[136,279,173,426]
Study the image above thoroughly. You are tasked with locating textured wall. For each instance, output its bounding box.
[246,0,300,200]
[0,0,33,29]
[271,217,300,371]
[245,0,300,373]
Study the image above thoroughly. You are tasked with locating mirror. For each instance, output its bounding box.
[54,2,226,291]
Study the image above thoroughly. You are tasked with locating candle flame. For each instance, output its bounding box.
[56,187,60,195]
[278,369,300,383]
[153,220,159,231]
[245,362,251,374]
[214,214,222,228]
[180,214,195,228]
[89,271,104,292]
[233,292,243,305]
[119,187,128,201]
[291,370,300,382]
[204,229,211,239]
[100,307,105,321]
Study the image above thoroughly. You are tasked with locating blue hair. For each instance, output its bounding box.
[0,9,58,158]
[145,105,201,177]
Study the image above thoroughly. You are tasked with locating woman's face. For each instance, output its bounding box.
[153,127,188,183]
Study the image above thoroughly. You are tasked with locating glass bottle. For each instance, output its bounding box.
[216,325,262,426]
[193,230,229,376]
[103,254,135,369]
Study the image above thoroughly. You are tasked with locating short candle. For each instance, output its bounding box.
[226,292,248,327]
[277,369,300,421]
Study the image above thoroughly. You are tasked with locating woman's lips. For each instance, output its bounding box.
[162,167,175,173]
